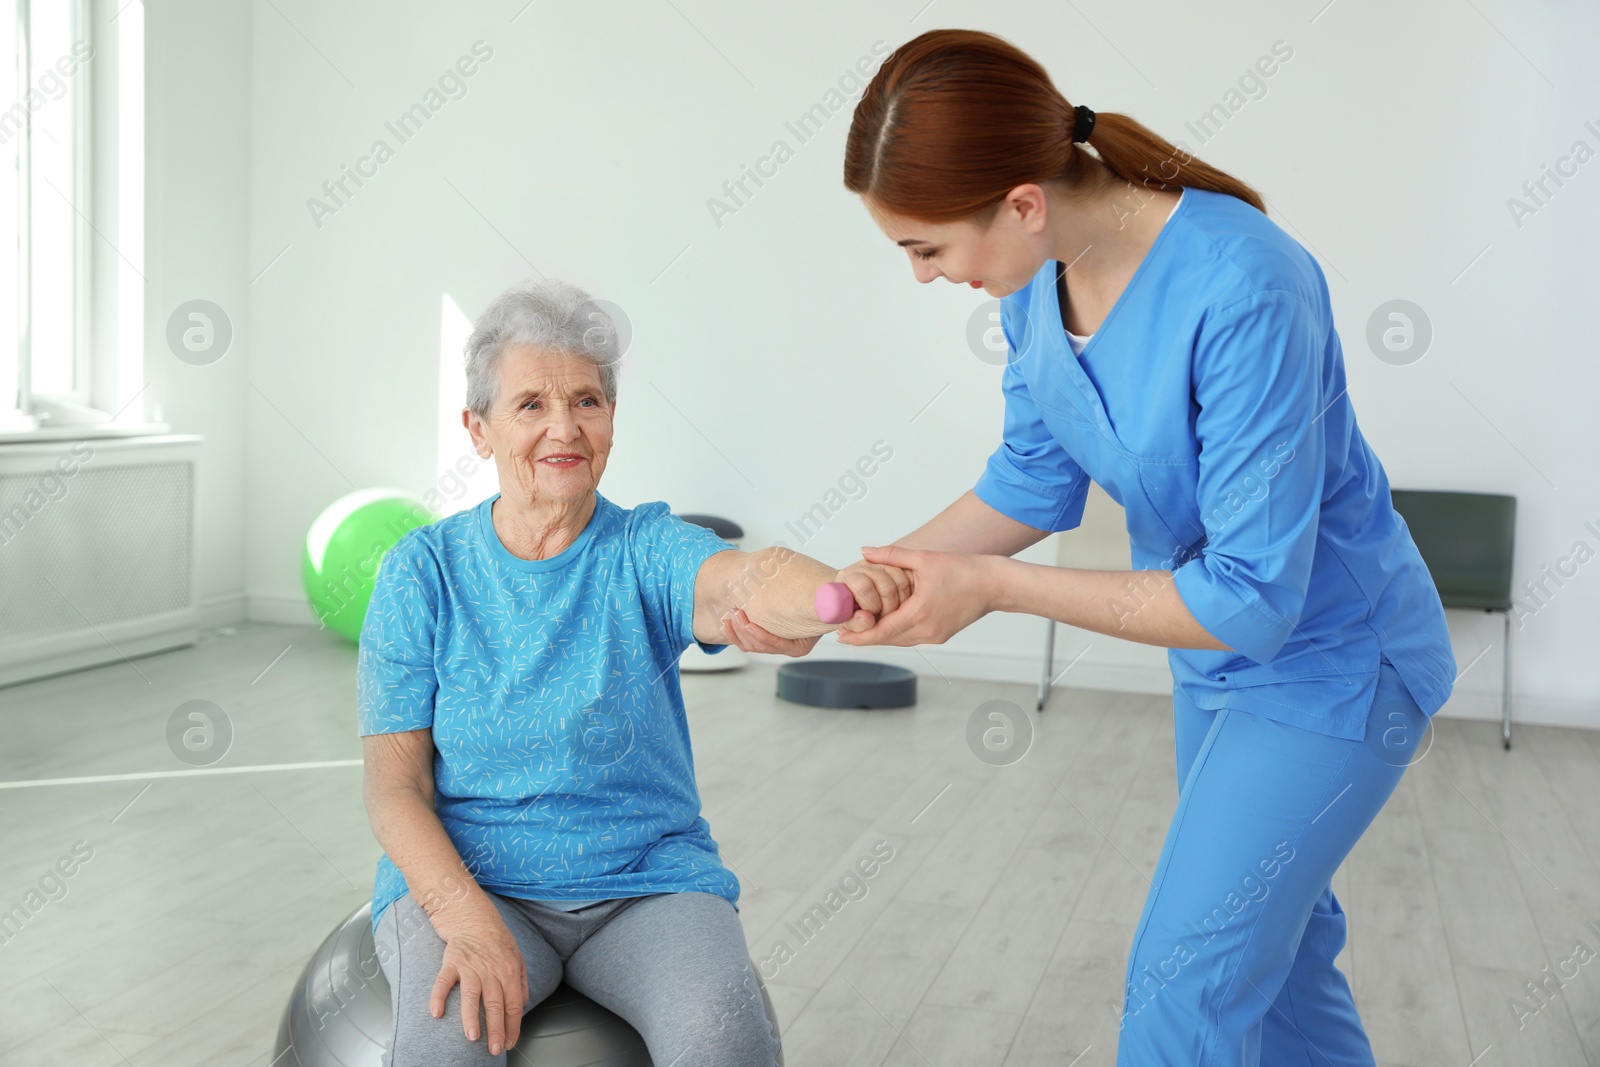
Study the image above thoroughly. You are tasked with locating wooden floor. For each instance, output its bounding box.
[0,622,1596,1066]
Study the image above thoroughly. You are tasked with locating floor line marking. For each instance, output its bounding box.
[0,759,364,790]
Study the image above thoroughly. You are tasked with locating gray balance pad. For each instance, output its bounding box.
[776,660,917,709]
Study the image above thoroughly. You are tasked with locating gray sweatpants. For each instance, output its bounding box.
[373,889,780,1067]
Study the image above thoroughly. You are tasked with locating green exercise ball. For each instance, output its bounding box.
[302,488,439,643]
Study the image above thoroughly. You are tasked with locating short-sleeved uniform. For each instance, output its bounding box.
[356,491,740,934]
[974,186,1455,738]
[973,187,1456,1066]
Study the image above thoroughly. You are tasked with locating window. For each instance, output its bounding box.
[0,0,143,434]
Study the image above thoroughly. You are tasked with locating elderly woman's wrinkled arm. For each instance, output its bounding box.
[362,729,530,1053]
[691,546,893,645]
[362,730,486,924]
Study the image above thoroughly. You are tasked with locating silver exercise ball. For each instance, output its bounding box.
[273,901,783,1067]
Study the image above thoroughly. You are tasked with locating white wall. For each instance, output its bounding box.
[144,0,252,626]
[147,0,1600,727]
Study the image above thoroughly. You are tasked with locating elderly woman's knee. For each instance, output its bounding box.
[647,963,780,1067]
[383,974,538,1067]
[688,1017,781,1067]
[393,1023,484,1064]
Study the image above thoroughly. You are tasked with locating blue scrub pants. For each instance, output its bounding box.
[1116,658,1427,1066]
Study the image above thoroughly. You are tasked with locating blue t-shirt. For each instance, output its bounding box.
[356,491,741,932]
[975,186,1457,740]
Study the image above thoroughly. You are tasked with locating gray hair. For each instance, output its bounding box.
[463,277,621,416]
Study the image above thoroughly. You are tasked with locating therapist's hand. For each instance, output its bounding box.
[836,545,1000,647]
[718,560,908,656]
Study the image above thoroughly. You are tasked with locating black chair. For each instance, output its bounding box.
[1389,490,1517,748]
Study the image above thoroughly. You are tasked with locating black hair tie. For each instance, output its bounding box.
[1072,104,1096,143]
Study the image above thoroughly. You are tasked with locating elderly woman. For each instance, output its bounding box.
[357,278,908,1067]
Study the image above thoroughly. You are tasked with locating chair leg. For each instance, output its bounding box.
[1038,619,1055,712]
[1500,610,1513,750]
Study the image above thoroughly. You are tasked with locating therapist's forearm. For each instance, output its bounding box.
[990,558,1233,652]
[895,489,1052,558]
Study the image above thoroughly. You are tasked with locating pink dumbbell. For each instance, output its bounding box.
[814,582,859,624]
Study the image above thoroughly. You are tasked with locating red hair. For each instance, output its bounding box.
[844,28,1265,223]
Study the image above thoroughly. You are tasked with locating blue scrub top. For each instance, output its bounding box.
[974,186,1456,740]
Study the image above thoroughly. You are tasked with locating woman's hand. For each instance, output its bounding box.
[836,545,1001,647]
[717,558,915,655]
[836,558,914,620]
[721,609,824,657]
[429,896,527,1056]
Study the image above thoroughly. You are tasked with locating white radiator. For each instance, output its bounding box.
[0,433,201,687]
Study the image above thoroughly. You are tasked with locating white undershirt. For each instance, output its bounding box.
[1064,189,1184,356]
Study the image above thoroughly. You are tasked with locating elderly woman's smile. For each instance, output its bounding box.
[495,350,611,482]
[466,339,619,558]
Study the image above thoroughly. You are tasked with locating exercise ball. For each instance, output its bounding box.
[273,902,784,1067]
[301,489,438,643]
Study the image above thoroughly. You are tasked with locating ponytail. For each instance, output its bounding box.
[1084,109,1265,213]
[844,29,1266,222]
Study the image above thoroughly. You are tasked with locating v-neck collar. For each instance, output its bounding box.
[1029,189,1189,451]
[1049,188,1188,360]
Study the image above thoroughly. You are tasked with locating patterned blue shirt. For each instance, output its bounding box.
[357,491,741,932]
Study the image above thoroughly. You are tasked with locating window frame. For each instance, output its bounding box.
[5,0,144,436]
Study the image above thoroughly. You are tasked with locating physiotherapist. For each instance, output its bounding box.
[719,28,1458,1067]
